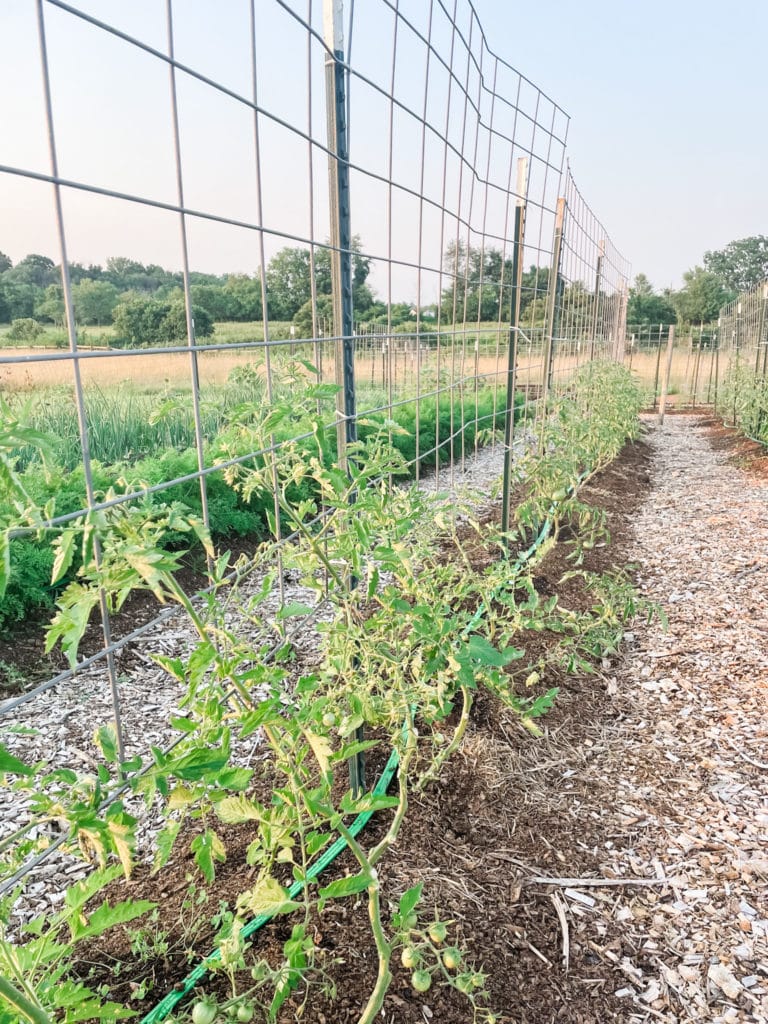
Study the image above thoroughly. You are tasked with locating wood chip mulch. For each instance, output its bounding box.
[570,414,768,1022]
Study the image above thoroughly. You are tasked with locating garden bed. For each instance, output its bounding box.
[4,365,681,1024]
[62,437,654,1024]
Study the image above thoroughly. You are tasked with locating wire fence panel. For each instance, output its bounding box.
[718,280,768,362]
[716,279,768,436]
[1,0,630,892]
[623,322,722,409]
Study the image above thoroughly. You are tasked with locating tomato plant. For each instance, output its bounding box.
[0,361,647,1024]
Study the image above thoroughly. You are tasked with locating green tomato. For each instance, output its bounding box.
[250,962,268,982]
[402,912,418,930]
[236,1005,254,1023]
[401,946,419,969]
[191,1000,217,1024]
[411,970,432,993]
[552,488,567,502]
[322,712,337,728]
[428,921,447,944]
[442,947,461,970]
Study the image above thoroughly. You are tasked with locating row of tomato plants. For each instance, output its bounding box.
[0,362,646,1024]
[718,354,768,444]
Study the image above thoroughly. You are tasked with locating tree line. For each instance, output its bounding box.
[2,233,766,344]
[0,242,380,346]
[628,236,768,327]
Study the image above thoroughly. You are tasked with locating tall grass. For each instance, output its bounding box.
[9,373,268,471]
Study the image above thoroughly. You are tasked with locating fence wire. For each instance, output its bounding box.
[716,279,768,437]
[0,0,629,891]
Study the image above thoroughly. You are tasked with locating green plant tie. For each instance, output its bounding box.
[142,746,401,1023]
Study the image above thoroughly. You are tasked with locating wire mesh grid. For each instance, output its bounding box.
[718,280,768,363]
[715,279,768,433]
[1,0,629,891]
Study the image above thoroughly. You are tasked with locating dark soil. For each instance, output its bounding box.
[700,413,768,479]
[0,538,262,696]
[71,437,654,1023]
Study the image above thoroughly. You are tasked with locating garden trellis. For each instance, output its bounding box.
[716,278,768,440]
[0,0,629,894]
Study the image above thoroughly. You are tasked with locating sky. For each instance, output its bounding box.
[0,0,765,301]
[473,0,768,293]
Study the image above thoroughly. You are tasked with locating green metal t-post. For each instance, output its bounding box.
[501,158,528,545]
[325,0,364,795]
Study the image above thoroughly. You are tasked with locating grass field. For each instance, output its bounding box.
[0,321,564,394]
[626,345,731,405]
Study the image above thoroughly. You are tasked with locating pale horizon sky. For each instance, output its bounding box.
[472,0,767,294]
[1,0,765,301]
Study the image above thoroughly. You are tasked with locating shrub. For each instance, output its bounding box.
[7,318,44,343]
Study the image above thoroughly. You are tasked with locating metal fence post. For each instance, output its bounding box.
[324,0,364,795]
[541,197,566,405]
[589,239,604,361]
[501,158,528,543]
[325,0,356,466]
[755,284,768,435]
[613,278,629,362]
[658,324,676,424]
[652,323,663,409]
[758,283,768,379]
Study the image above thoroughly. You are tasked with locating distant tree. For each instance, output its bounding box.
[293,294,333,336]
[6,254,57,288]
[267,239,374,322]
[440,255,551,325]
[519,265,550,323]
[188,271,225,287]
[112,297,168,345]
[159,301,214,342]
[313,236,371,297]
[559,280,593,331]
[112,296,213,345]
[0,252,12,274]
[704,236,768,293]
[7,318,44,343]
[672,267,732,325]
[440,242,516,322]
[35,283,66,325]
[104,257,181,294]
[222,275,263,321]
[626,273,677,326]
[521,295,548,329]
[265,248,313,320]
[68,262,104,284]
[190,283,237,322]
[0,280,38,320]
[71,279,119,325]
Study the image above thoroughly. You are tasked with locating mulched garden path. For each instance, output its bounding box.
[7,414,768,1023]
